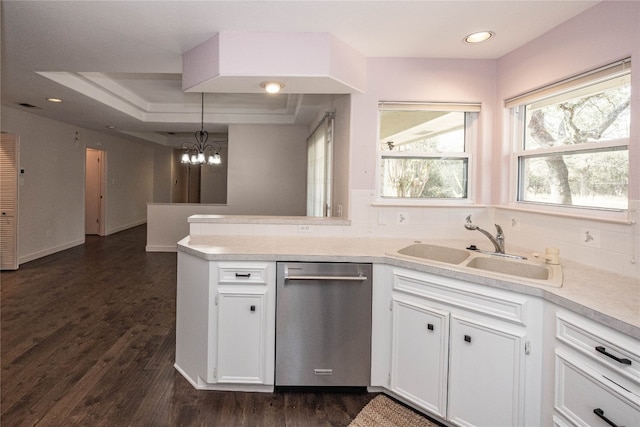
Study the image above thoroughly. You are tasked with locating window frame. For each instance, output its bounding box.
[507,59,631,220]
[375,102,479,206]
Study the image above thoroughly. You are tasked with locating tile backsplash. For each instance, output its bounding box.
[348,191,639,279]
[193,190,639,279]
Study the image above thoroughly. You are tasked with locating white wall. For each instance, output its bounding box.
[227,124,307,215]
[1,106,166,264]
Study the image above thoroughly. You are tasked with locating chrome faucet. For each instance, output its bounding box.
[465,215,505,254]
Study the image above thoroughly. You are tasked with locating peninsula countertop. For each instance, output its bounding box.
[178,234,640,339]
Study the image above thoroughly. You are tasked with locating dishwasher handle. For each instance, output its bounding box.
[283,265,367,281]
[285,275,367,281]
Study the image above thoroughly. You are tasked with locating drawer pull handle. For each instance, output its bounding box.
[596,346,632,365]
[235,273,251,278]
[593,408,622,427]
[464,335,472,343]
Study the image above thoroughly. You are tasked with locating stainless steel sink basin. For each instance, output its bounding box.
[465,256,550,280]
[395,244,471,264]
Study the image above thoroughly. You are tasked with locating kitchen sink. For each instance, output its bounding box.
[465,256,549,280]
[464,256,562,287]
[391,242,563,287]
[395,244,471,264]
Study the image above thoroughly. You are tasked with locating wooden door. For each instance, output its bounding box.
[85,148,103,235]
[1,133,19,270]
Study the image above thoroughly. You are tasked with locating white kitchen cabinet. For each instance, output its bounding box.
[215,289,268,384]
[448,315,525,427]
[553,310,640,427]
[391,296,449,418]
[208,262,275,387]
[386,267,538,427]
[175,256,276,391]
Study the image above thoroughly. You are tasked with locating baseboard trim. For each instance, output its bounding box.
[19,238,85,265]
[105,219,147,236]
[146,244,177,253]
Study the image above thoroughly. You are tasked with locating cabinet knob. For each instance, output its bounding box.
[427,323,434,331]
[250,305,256,312]
[464,335,472,343]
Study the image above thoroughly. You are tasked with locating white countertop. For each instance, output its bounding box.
[179,234,640,339]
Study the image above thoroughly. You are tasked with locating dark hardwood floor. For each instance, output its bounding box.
[1,225,375,426]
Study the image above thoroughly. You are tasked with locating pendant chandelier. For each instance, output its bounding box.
[180,93,222,166]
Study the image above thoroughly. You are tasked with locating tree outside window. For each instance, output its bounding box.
[514,64,630,210]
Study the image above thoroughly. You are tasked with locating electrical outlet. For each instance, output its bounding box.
[377,211,387,225]
[580,228,600,247]
[297,225,311,233]
[510,217,521,231]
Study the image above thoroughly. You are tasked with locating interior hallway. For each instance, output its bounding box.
[1,225,374,426]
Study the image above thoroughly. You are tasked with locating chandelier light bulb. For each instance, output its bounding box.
[180,93,224,166]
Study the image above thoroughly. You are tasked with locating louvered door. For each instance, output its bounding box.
[1,133,19,270]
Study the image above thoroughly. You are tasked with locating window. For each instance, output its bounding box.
[307,112,334,217]
[377,102,479,201]
[509,59,631,211]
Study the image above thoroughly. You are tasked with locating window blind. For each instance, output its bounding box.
[378,101,481,112]
[504,58,631,108]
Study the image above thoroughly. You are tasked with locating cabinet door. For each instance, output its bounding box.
[391,298,449,418]
[216,289,267,384]
[448,316,525,427]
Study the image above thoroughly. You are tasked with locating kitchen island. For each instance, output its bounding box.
[176,215,640,427]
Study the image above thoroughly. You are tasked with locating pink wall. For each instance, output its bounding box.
[496,1,640,203]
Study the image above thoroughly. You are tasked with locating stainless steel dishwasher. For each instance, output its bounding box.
[275,262,372,388]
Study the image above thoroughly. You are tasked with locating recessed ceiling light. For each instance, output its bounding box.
[464,31,495,44]
[260,81,285,94]
[46,97,63,103]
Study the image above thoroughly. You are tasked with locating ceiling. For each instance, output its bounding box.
[1,0,600,147]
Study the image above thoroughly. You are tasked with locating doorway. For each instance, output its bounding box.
[85,148,105,235]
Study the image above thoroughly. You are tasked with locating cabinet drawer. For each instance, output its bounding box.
[218,263,270,284]
[557,312,640,383]
[555,350,640,427]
